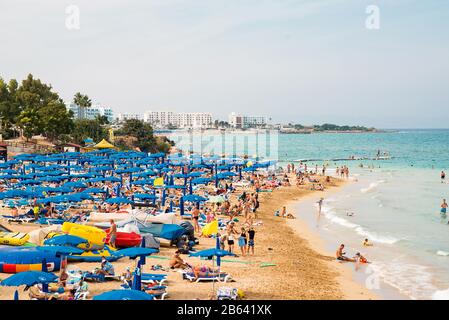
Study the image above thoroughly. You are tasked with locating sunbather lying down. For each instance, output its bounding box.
[28,285,76,300]
[192,265,225,280]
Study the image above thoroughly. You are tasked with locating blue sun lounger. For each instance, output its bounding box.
[140,273,168,285]
[182,272,232,283]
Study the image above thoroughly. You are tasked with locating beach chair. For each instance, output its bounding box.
[120,282,168,300]
[140,273,168,285]
[82,271,120,282]
[182,271,232,283]
[74,287,89,300]
[3,214,35,224]
[217,287,238,300]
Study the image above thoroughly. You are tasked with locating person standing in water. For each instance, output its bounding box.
[317,198,324,215]
[441,199,448,218]
[441,171,446,183]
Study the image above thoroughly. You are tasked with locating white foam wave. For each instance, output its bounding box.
[321,205,399,244]
[361,180,385,193]
[436,250,449,256]
[370,262,436,300]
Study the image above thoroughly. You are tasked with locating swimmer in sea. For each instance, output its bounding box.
[363,238,373,247]
[441,199,448,218]
[346,211,355,217]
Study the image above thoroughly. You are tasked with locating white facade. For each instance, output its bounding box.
[66,103,114,122]
[144,111,213,129]
[229,112,267,129]
[116,113,144,122]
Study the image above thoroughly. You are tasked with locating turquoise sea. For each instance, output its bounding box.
[168,129,449,299]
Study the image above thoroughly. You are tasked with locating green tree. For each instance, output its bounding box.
[95,114,110,125]
[117,119,170,153]
[71,118,109,145]
[0,78,21,139]
[73,92,92,119]
[14,74,74,141]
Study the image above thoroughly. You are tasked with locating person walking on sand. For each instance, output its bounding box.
[441,199,448,217]
[441,170,446,183]
[109,219,117,248]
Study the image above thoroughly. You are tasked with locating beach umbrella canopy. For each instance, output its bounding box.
[191,177,212,185]
[190,248,236,258]
[43,235,88,247]
[186,172,203,178]
[1,271,58,287]
[63,181,88,188]
[105,197,134,204]
[36,245,84,255]
[82,187,106,194]
[182,194,207,202]
[132,179,155,186]
[112,247,159,259]
[133,193,157,200]
[93,289,154,300]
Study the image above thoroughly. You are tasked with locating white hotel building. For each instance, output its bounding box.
[66,103,114,123]
[228,112,268,129]
[143,111,213,129]
[116,113,144,122]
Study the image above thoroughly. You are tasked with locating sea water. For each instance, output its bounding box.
[279,129,449,300]
[168,129,449,299]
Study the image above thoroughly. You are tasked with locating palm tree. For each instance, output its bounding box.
[73,92,92,119]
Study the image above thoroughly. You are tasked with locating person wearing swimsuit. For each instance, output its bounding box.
[441,199,448,217]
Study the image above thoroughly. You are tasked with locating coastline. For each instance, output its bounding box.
[283,184,379,300]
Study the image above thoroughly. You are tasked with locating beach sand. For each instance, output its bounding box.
[0,175,377,300]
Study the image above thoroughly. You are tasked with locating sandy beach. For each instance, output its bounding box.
[0,174,377,300]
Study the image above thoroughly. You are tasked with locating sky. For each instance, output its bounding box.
[0,0,448,128]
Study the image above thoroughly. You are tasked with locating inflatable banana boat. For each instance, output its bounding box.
[61,222,106,249]
[67,245,119,262]
[0,232,30,246]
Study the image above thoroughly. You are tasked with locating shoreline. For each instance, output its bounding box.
[284,184,379,300]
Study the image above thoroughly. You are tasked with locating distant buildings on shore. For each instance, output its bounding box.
[228,112,268,129]
[66,103,114,123]
[67,102,271,130]
[64,104,372,133]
